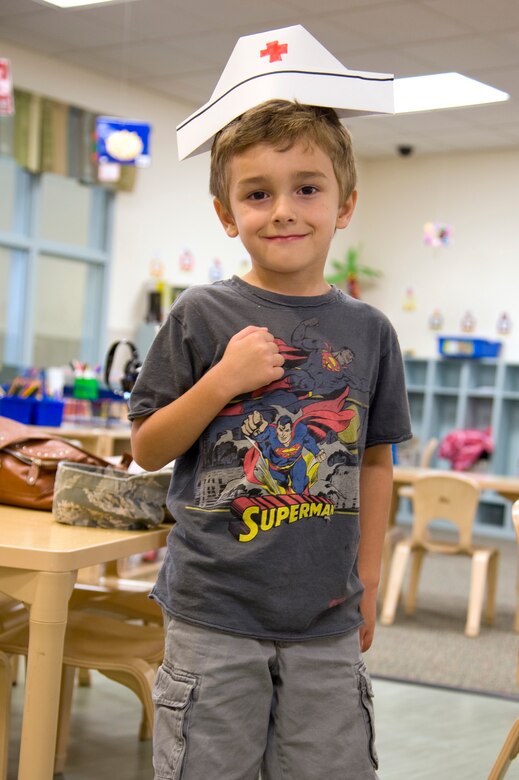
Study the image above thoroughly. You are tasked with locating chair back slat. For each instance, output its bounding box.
[410,473,480,552]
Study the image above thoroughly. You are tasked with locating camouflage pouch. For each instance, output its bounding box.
[53,461,173,530]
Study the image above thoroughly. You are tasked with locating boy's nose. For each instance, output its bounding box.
[272,196,296,223]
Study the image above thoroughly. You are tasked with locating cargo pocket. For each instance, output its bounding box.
[355,661,379,770]
[152,661,199,780]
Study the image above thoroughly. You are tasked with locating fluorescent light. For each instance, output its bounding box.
[394,72,509,114]
[35,0,130,8]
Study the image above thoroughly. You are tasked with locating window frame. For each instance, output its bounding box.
[0,162,114,368]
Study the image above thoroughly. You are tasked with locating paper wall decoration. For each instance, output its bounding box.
[402,287,416,311]
[460,311,476,333]
[0,59,14,116]
[428,308,444,331]
[178,248,194,272]
[96,116,151,167]
[496,312,512,335]
[423,221,452,248]
[209,257,224,282]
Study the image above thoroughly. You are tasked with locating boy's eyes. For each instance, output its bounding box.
[299,185,318,195]
[246,185,319,201]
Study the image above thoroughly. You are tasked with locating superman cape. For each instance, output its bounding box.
[243,387,355,485]
[218,338,330,417]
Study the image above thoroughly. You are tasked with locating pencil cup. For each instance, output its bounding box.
[73,378,99,400]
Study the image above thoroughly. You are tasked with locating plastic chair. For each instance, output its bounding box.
[380,473,499,637]
[0,610,164,776]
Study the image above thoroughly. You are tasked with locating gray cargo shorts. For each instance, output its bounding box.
[153,615,378,780]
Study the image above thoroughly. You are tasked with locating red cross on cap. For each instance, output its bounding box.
[260,40,288,63]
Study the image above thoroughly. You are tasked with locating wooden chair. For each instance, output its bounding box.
[0,573,163,777]
[69,578,163,624]
[71,559,163,688]
[0,610,164,776]
[380,438,440,600]
[488,719,519,780]
[0,595,27,685]
[70,576,163,688]
[380,473,499,637]
[0,651,11,780]
[513,500,519,633]
[486,501,519,779]
[398,437,439,499]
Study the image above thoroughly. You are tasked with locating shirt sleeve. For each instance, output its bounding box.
[127,308,201,421]
[365,322,412,448]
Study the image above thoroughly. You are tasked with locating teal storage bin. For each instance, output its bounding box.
[0,396,36,424]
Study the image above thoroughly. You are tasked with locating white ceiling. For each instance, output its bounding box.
[2,0,519,157]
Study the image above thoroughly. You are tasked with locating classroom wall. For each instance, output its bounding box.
[1,41,361,353]
[353,150,519,361]
[2,41,518,362]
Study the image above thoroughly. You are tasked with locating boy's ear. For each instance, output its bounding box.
[213,198,239,238]
[336,190,358,230]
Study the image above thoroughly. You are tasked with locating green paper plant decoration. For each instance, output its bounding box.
[326,245,381,299]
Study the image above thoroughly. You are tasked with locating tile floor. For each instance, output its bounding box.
[5,670,518,778]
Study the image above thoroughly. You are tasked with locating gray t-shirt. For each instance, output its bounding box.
[129,276,411,640]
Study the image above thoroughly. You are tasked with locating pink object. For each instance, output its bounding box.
[438,428,493,471]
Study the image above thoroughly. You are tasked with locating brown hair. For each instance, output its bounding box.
[210,99,356,212]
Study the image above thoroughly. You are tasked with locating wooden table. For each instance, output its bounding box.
[391,466,519,524]
[0,505,169,780]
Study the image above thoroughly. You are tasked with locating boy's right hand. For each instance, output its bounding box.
[217,326,285,398]
[131,326,284,470]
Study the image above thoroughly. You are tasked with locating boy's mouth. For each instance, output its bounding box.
[264,234,307,242]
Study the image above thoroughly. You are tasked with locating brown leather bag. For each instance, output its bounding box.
[0,415,115,510]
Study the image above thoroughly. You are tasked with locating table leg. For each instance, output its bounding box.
[17,570,76,780]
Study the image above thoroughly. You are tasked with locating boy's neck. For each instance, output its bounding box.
[241,269,331,297]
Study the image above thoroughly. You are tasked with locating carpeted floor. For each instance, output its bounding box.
[369,533,519,700]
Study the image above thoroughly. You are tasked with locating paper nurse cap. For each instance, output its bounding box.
[176,24,394,160]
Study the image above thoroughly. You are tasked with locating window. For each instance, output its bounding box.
[0,157,113,370]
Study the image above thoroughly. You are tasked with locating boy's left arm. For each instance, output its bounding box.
[357,443,394,652]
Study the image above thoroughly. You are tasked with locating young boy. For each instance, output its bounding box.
[129,96,411,779]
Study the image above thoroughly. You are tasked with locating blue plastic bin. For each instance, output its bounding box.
[33,399,65,426]
[438,337,501,359]
[0,396,36,424]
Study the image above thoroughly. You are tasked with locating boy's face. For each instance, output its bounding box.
[214,141,356,295]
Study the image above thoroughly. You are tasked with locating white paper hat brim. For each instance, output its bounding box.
[177,69,394,160]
